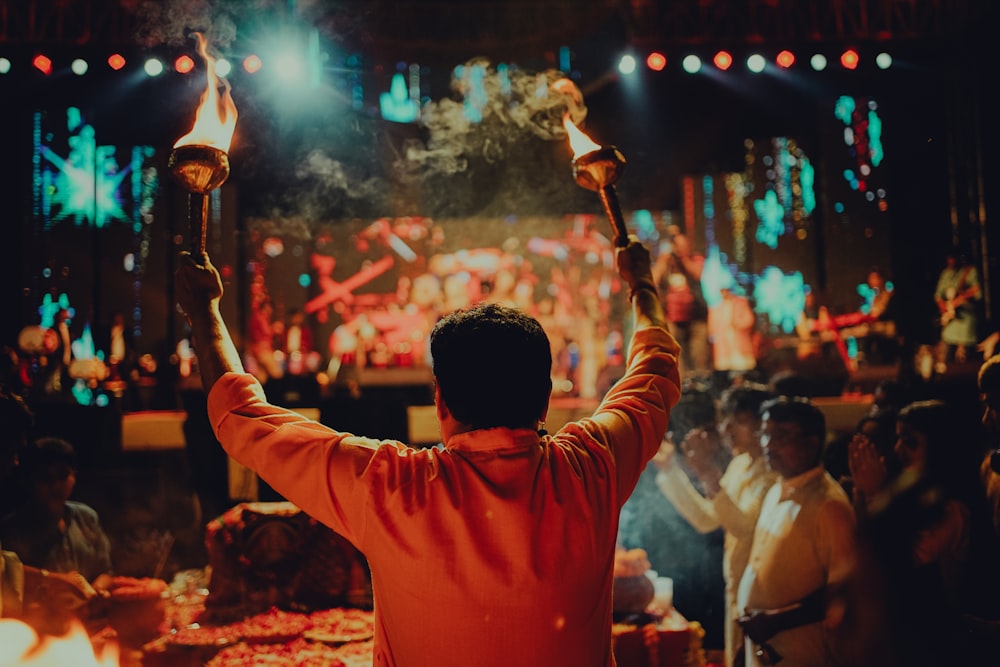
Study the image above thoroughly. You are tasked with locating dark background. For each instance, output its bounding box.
[1,1,995,366]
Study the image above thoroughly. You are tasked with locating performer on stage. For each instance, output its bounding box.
[935,251,981,369]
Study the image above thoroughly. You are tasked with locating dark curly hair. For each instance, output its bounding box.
[720,382,775,419]
[760,395,826,443]
[430,303,552,430]
[668,385,717,444]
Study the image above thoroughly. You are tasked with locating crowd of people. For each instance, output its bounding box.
[620,364,1000,666]
[2,231,1000,667]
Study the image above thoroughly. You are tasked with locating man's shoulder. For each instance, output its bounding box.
[811,471,851,501]
[65,500,101,522]
[811,474,854,521]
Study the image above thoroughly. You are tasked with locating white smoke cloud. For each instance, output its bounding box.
[133,0,241,48]
[400,58,588,177]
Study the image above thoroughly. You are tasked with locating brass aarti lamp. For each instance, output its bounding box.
[564,117,629,247]
[169,32,237,260]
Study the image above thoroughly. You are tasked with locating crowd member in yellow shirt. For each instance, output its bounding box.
[737,396,856,667]
[653,383,777,667]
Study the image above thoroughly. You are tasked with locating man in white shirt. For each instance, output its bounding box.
[736,396,856,667]
[653,383,777,667]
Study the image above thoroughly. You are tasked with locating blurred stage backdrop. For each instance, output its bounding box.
[4,29,982,408]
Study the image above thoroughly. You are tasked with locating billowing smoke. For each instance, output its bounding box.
[135,3,595,220]
[295,149,385,202]
[398,58,587,179]
[133,0,243,48]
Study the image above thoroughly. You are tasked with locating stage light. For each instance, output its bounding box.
[306,28,322,89]
[840,49,860,70]
[143,58,164,77]
[174,55,195,74]
[215,58,232,77]
[776,50,795,68]
[876,52,893,69]
[274,51,306,82]
[646,52,666,72]
[380,72,419,123]
[713,51,733,71]
[0,58,11,74]
[71,58,88,75]
[810,54,828,71]
[33,54,53,75]
[243,54,263,74]
[746,54,766,73]
[617,54,637,75]
[108,53,126,70]
[681,55,702,74]
[559,45,571,73]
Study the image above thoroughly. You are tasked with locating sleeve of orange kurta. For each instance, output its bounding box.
[584,326,681,506]
[206,373,385,547]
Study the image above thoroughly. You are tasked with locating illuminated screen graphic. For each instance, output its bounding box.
[245,214,642,401]
[33,107,155,230]
[28,106,158,406]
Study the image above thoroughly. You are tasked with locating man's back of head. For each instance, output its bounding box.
[430,303,552,430]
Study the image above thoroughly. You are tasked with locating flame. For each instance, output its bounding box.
[563,114,601,159]
[174,32,238,152]
[0,619,118,666]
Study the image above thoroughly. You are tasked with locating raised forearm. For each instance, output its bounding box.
[175,253,246,393]
[631,281,666,331]
[189,302,245,393]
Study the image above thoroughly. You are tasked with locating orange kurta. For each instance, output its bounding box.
[207,326,680,667]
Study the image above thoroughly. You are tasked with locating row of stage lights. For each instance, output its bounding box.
[0,52,264,77]
[1,47,894,79]
[621,48,893,74]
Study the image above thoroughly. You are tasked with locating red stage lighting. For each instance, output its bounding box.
[33,54,53,75]
[713,51,733,71]
[108,53,126,71]
[175,55,195,74]
[646,52,667,72]
[840,49,860,70]
[776,50,796,68]
[243,54,263,74]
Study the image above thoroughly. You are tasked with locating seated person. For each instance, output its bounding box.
[2,550,97,634]
[0,389,98,633]
[0,437,112,589]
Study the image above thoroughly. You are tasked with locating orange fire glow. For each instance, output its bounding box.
[173,32,238,152]
[563,115,601,160]
[0,619,118,666]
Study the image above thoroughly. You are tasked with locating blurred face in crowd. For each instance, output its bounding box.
[721,410,762,458]
[893,422,928,474]
[33,461,76,516]
[760,417,817,479]
[671,233,691,257]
